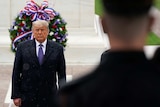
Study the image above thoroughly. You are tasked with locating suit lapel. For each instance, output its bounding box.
[43,40,54,64]
[29,40,39,66]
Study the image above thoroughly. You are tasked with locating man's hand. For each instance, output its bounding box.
[13,98,21,106]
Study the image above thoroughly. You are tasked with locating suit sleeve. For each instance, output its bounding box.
[11,44,23,99]
[57,47,66,88]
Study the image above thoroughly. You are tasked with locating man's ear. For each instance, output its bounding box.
[148,15,155,32]
[101,15,108,33]
[33,35,35,38]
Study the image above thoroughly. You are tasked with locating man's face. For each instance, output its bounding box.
[33,25,49,43]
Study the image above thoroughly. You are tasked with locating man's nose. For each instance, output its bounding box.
[38,30,42,33]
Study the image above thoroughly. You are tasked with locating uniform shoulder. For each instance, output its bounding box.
[59,67,101,93]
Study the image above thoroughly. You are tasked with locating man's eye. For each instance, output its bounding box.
[35,29,44,32]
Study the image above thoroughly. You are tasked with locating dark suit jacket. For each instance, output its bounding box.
[152,47,160,63]
[59,51,160,107]
[100,49,110,63]
[11,39,66,107]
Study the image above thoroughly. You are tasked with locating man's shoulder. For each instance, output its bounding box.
[47,40,64,51]
[17,40,34,48]
[48,40,63,47]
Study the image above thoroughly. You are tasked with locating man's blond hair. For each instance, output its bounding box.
[32,20,49,31]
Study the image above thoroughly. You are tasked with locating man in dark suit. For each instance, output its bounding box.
[58,0,160,106]
[11,20,66,107]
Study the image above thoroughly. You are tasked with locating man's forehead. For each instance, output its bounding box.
[34,26,47,29]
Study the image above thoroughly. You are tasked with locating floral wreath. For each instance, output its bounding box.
[9,0,68,52]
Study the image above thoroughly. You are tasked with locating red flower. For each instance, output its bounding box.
[62,27,65,30]
[19,23,24,27]
[18,29,22,33]
[22,15,26,19]
[52,25,57,29]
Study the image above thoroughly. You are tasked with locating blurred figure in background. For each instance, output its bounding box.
[58,0,160,106]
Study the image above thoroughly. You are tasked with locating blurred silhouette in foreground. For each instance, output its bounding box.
[58,0,160,106]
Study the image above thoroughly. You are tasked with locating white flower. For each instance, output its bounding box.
[53,38,56,41]
[59,28,62,31]
[14,26,18,30]
[49,32,54,36]
[22,21,26,24]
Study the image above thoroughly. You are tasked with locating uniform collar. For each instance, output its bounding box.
[102,50,148,64]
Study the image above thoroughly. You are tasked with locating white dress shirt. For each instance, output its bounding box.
[35,39,47,57]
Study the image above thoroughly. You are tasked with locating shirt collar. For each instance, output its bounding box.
[35,39,47,47]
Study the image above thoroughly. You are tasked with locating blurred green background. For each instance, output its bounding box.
[95,0,160,45]
[155,0,160,9]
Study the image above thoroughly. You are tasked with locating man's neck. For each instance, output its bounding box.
[109,39,144,51]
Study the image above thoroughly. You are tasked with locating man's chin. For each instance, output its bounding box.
[37,39,45,43]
